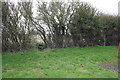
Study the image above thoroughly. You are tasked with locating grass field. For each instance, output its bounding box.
[2,46,118,78]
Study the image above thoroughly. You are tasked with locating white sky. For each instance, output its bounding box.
[80,0,120,15]
[2,0,120,15]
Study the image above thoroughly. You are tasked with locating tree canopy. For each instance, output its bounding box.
[2,1,118,52]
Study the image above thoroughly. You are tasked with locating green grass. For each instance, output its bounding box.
[0,53,2,79]
[2,46,118,78]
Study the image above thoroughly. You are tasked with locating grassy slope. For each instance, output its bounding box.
[0,53,2,79]
[2,46,118,78]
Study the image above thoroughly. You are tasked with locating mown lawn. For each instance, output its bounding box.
[2,46,118,78]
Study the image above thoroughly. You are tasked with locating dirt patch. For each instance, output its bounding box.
[96,61,119,73]
[7,68,16,72]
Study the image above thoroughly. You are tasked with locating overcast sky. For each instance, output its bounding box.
[80,0,119,15]
[3,0,120,15]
